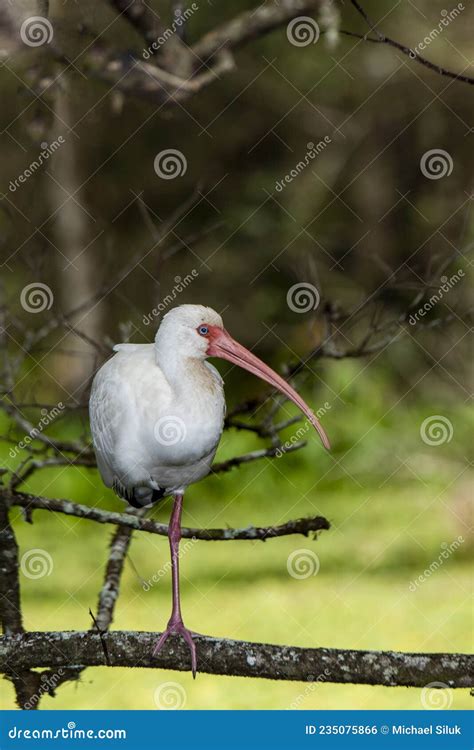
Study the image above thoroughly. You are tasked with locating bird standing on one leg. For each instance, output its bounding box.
[89,304,330,677]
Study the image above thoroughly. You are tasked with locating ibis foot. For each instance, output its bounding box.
[153,618,199,678]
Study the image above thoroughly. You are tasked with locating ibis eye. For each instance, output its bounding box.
[198,325,209,336]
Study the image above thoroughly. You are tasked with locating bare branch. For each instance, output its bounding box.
[344,0,474,86]
[95,520,139,631]
[192,0,323,62]
[107,0,194,74]
[6,491,330,541]
[2,631,472,687]
[0,498,23,635]
[76,43,234,106]
[211,441,307,474]
[0,497,42,709]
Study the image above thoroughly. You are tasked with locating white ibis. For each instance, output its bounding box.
[89,304,330,676]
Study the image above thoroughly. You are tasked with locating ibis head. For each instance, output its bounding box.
[155,304,330,451]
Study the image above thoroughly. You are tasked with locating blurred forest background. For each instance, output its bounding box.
[0,0,472,709]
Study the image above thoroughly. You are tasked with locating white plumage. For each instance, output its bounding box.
[89,303,329,675]
[90,305,226,506]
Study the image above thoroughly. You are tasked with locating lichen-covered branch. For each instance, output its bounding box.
[6,491,330,541]
[1,631,472,688]
[0,497,42,709]
[0,498,23,635]
[95,515,143,631]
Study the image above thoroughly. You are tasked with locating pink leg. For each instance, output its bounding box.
[153,493,198,677]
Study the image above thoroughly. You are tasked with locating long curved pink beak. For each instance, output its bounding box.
[208,328,330,451]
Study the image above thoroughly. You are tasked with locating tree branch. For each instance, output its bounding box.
[1,631,472,687]
[107,0,194,74]
[0,497,42,709]
[6,491,330,541]
[345,0,474,86]
[192,0,323,62]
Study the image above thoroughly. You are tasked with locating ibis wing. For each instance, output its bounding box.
[89,361,128,487]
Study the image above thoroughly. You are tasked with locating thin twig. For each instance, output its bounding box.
[345,0,474,85]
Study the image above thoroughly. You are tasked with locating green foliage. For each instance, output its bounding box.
[2,360,471,709]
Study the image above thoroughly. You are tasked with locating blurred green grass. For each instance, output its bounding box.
[1,360,472,709]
